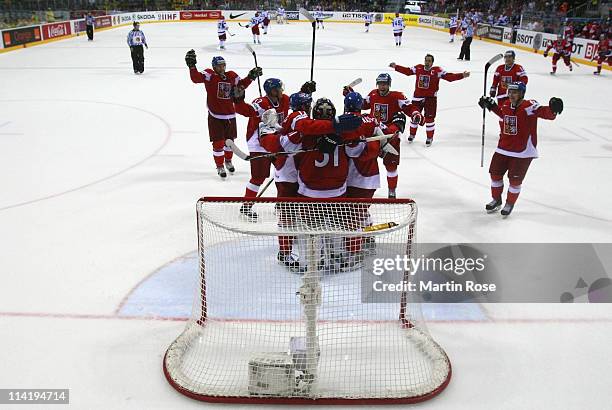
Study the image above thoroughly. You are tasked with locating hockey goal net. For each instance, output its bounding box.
[163,197,451,404]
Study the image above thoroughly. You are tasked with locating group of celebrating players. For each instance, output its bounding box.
[183,43,565,222]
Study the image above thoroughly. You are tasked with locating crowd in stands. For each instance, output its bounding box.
[0,0,609,39]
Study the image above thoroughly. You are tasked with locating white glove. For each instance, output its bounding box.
[380,141,399,156]
[258,123,278,136]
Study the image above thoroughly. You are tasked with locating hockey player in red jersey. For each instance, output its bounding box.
[593,33,612,75]
[544,35,573,75]
[342,91,404,199]
[342,73,420,198]
[184,51,262,178]
[490,50,528,105]
[233,79,316,220]
[390,54,470,147]
[479,82,563,216]
[257,94,363,272]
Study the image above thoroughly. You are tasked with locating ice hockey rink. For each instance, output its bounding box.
[1,18,612,409]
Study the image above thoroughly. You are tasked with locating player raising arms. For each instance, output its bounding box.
[490,50,528,105]
[479,83,563,217]
[184,51,262,178]
[544,34,573,75]
[593,33,612,75]
[343,73,420,198]
[233,79,316,220]
[392,13,405,46]
[390,54,470,147]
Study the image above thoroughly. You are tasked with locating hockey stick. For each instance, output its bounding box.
[256,177,274,197]
[226,134,395,161]
[346,77,363,89]
[238,22,249,28]
[481,53,503,167]
[245,43,262,97]
[299,8,317,81]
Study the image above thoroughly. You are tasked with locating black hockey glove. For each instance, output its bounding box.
[543,51,548,58]
[231,86,246,103]
[300,80,317,94]
[332,114,362,133]
[489,87,497,98]
[478,96,497,111]
[317,134,342,154]
[549,97,563,114]
[342,86,354,97]
[392,112,407,133]
[185,49,197,68]
[248,67,263,80]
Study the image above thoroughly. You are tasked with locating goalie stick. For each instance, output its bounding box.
[299,8,317,81]
[245,44,262,97]
[481,53,503,167]
[226,133,397,161]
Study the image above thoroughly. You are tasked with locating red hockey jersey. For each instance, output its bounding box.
[491,99,556,158]
[546,39,571,55]
[394,64,465,99]
[189,67,253,119]
[235,94,290,153]
[363,90,415,125]
[491,64,528,99]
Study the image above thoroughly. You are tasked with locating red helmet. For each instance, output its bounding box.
[220,15,225,19]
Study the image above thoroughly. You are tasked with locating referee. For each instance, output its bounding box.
[458,18,473,61]
[85,13,94,41]
[127,21,148,74]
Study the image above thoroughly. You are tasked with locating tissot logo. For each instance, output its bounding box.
[229,12,247,19]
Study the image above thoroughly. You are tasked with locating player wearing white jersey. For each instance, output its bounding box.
[315,7,324,29]
[217,16,229,50]
[262,10,270,34]
[449,15,458,42]
[364,12,373,33]
[392,13,405,46]
[247,12,264,44]
[277,7,286,24]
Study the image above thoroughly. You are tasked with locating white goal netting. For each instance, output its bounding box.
[163,197,451,404]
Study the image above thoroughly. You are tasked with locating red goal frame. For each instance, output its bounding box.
[163,196,452,405]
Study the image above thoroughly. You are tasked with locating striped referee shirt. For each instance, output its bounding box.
[127,29,147,47]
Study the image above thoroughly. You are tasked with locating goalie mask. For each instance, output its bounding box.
[312,98,336,120]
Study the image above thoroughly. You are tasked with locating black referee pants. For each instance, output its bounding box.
[459,36,472,60]
[130,45,145,73]
[86,25,94,40]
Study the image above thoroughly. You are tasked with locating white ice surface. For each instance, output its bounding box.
[0,21,611,409]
